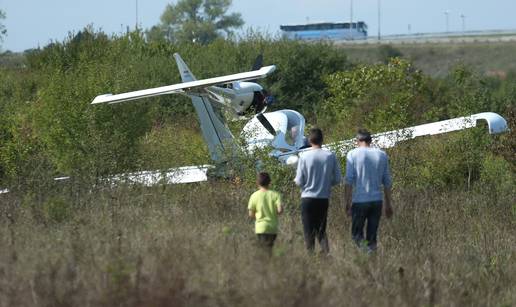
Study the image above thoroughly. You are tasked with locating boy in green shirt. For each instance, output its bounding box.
[248,172,283,252]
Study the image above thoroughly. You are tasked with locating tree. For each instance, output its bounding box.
[148,0,244,44]
[0,9,6,45]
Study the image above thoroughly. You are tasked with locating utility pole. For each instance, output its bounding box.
[444,10,450,33]
[460,14,466,32]
[377,0,381,40]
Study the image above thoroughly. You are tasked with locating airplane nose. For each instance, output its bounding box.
[252,90,276,114]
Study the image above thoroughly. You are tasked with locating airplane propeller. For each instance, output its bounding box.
[250,54,277,136]
[256,113,277,136]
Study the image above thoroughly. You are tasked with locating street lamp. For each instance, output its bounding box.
[135,0,139,30]
[349,0,354,40]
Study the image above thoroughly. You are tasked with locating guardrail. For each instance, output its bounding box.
[335,29,516,45]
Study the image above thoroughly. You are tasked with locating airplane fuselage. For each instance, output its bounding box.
[206,82,264,115]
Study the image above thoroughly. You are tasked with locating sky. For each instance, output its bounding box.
[2,0,516,52]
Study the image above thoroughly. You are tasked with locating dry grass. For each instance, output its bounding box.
[339,41,516,77]
[0,181,514,307]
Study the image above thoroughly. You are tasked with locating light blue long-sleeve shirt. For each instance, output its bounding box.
[295,148,342,199]
[345,147,392,203]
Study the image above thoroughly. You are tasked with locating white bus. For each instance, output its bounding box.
[280,21,368,41]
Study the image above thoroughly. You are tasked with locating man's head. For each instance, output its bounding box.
[308,128,323,147]
[257,172,271,188]
[356,129,372,145]
[291,125,299,139]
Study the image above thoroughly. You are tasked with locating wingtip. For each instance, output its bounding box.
[91,94,113,105]
[472,112,509,134]
[263,65,276,75]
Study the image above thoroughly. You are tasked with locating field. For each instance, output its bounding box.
[0,32,515,306]
[338,41,516,77]
[1,179,514,306]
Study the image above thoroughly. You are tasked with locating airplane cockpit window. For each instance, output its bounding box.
[284,110,305,147]
[285,124,299,146]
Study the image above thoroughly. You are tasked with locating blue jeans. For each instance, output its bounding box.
[351,201,382,251]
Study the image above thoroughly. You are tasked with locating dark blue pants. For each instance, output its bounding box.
[256,234,277,256]
[351,201,382,251]
[301,198,329,253]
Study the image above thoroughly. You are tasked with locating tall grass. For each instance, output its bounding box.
[0,179,514,306]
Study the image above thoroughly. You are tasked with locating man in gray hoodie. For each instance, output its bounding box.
[344,129,393,252]
[295,128,342,253]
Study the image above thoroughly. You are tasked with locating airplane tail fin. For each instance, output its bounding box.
[173,53,235,164]
[174,53,197,82]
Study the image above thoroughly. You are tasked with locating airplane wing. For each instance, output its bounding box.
[108,165,213,185]
[274,112,509,162]
[0,165,212,195]
[91,65,276,105]
[329,112,509,155]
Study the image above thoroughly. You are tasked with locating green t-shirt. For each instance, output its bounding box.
[248,190,281,234]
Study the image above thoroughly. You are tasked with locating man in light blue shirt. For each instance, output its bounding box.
[295,128,341,253]
[344,129,393,252]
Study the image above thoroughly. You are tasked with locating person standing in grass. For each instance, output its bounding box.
[248,172,283,254]
[295,128,342,254]
[344,129,393,253]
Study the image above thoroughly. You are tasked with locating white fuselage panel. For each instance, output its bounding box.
[242,109,306,154]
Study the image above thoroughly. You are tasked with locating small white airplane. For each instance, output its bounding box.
[86,53,509,185]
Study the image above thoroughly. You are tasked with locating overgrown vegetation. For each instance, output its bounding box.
[0,182,514,306]
[0,28,514,306]
[0,29,352,186]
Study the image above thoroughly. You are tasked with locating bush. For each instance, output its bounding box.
[479,153,515,196]
[42,196,72,223]
[378,44,403,64]
[321,58,428,137]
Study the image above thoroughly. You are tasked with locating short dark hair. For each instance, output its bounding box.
[309,128,323,145]
[356,129,372,143]
[257,172,271,187]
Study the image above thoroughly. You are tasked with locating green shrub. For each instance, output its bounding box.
[388,128,492,190]
[42,196,71,223]
[321,58,428,137]
[378,44,403,64]
[479,153,515,196]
